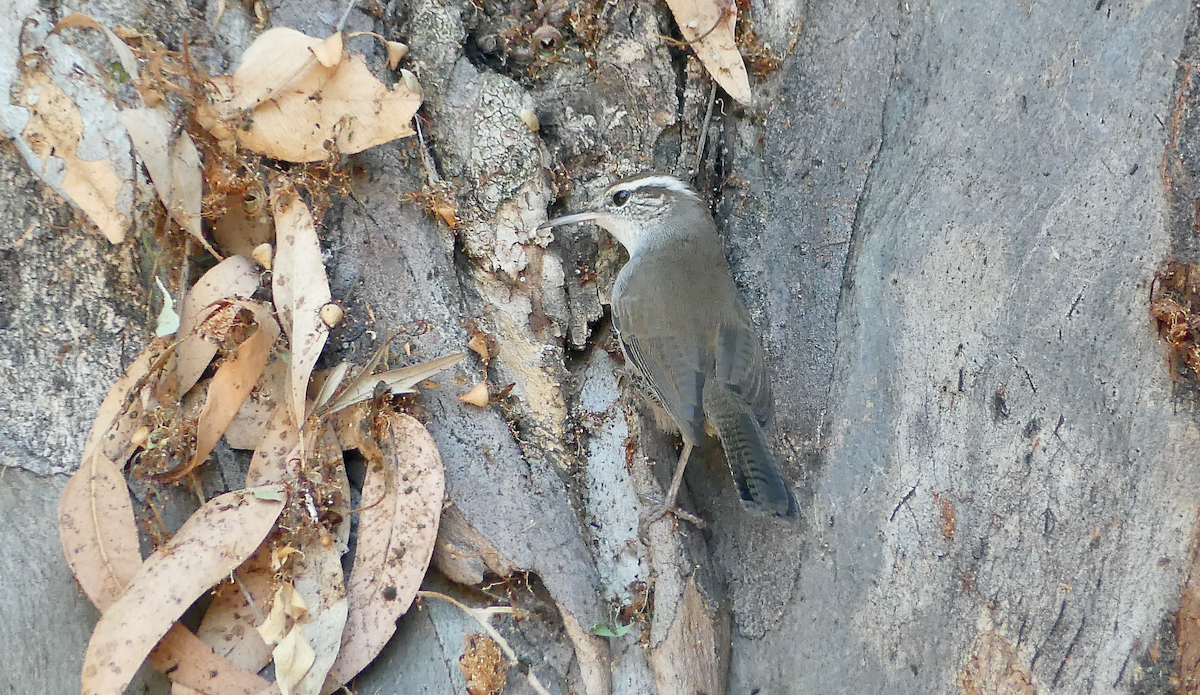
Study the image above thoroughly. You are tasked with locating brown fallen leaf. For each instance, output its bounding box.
[212,195,275,260]
[81,486,286,695]
[247,403,301,487]
[164,300,280,481]
[58,451,141,611]
[271,185,331,428]
[175,255,261,396]
[664,0,752,105]
[149,624,276,695]
[459,382,490,407]
[17,69,130,242]
[80,338,164,468]
[324,412,444,690]
[216,28,422,162]
[194,547,276,672]
[225,358,286,450]
[120,107,216,257]
[275,626,317,695]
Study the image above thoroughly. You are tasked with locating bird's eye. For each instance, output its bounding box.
[611,190,631,206]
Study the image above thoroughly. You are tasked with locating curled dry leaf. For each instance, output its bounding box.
[175,254,261,395]
[324,412,444,690]
[321,352,466,415]
[664,0,752,105]
[120,107,214,256]
[275,627,317,695]
[15,69,130,242]
[270,185,331,427]
[213,28,422,162]
[81,486,286,695]
[164,300,280,481]
[459,382,490,407]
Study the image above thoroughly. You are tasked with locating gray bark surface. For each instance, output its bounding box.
[2,0,1199,693]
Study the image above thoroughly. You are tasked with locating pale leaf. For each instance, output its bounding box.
[274,627,316,695]
[155,277,180,337]
[80,339,163,467]
[230,29,422,162]
[58,452,140,611]
[310,32,344,68]
[459,382,489,407]
[17,70,129,242]
[270,188,331,427]
[225,358,286,450]
[312,362,351,413]
[247,402,301,487]
[168,130,211,254]
[288,532,348,695]
[664,0,752,105]
[175,255,261,396]
[148,624,275,695]
[195,548,275,672]
[81,486,286,695]
[212,194,274,259]
[322,352,466,415]
[228,28,332,113]
[165,300,279,481]
[324,412,443,689]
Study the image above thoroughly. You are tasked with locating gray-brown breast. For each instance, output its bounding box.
[611,231,771,444]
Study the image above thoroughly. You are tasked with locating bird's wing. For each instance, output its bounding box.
[612,298,708,444]
[712,319,773,427]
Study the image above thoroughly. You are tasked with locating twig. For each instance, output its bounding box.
[417,590,553,695]
[691,82,718,179]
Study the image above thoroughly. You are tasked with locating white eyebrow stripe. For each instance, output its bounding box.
[610,175,700,200]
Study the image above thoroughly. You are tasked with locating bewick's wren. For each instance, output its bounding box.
[540,174,797,522]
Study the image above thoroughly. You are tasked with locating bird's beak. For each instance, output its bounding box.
[537,209,601,231]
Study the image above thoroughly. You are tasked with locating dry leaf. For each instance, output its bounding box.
[52,14,140,80]
[310,32,344,69]
[195,548,276,672]
[312,363,351,413]
[275,626,317,695]
[81,486,286,695]
[322,352,466,415]
[212,195,275,259]
[58,452,141,611]
[325,412,444,689]
[175,255,261,395]
[227,28,331,112]
[247,403,301,487]
[225,358,286,449]
[270,186,331,428]
[16,70,130,242]
[166,300,280,480]
[219,28,422,162]
[120,107,214,255]
[289,532,348,695]
[80,339,163,467]
[149,625,275,695]
[664,0,752,105]
[459,382,489,407]
[385,41,408,69]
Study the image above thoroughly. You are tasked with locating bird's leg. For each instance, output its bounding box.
[640,441,705,541]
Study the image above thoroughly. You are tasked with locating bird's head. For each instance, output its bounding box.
[538,173,705,255]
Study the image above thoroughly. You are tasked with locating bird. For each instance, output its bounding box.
[539,173,798,524]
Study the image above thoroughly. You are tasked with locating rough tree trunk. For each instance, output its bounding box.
[2,0,1198,693]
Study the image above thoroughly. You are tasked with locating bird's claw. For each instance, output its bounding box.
[638,503,706,544]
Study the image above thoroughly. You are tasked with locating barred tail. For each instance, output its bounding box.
[702,381,798,520]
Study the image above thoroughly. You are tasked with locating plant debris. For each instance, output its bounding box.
[1151,260,1200,378]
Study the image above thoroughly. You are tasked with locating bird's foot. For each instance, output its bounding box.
[638,503,705,544]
